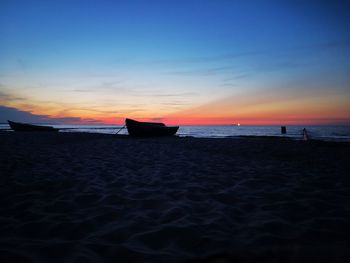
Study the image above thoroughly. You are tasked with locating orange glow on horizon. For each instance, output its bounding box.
[2,104,349,126]
[94,116,350,126]
[2,86,349,126]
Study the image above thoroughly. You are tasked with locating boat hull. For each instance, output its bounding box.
[125,118,179,137]
[8,120,59,132]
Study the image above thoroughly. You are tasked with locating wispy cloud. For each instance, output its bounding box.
[0,91,26,102]
[165,60,305,78]
[154,51,263,65]
[251,61,309,72]
[220,83,239,88]
[151,92,197,97]
[58,107,120,114]
[0,105,102,124]
[222,74,251,82]
[73,89,94,93]
[167,66,236,76]
[156,39,350,66]
[160,40,348,78]
[295,39,350,52]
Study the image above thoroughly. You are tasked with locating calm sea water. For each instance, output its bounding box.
[1,123,350,141]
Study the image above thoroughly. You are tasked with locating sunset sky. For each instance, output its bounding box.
[1,0,350,125]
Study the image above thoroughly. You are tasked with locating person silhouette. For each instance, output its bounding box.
[303,128,309,141]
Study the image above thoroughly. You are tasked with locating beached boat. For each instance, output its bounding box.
[125,118,179,137]
[8,120,59,132]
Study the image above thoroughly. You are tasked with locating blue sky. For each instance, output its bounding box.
[0,0,349,124]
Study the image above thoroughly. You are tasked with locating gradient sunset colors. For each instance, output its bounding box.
[1,0,350,125]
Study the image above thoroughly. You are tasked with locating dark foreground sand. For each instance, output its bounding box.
[0,132,350,263]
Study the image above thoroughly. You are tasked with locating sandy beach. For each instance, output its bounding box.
[0,132,350,262]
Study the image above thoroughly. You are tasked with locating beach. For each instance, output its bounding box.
[0,132,350,262]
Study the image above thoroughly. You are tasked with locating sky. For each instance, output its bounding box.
[0,0,350,125]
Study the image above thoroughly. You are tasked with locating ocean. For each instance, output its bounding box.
[1,123,350,141]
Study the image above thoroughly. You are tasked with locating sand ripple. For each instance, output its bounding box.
[1,133,350,262]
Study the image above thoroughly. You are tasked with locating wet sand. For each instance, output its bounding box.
[0,132,350,262]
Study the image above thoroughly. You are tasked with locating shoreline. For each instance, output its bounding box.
[1,124,350,142]
[1,129,349,142]
[1,132,350,262]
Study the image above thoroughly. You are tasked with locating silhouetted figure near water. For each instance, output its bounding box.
[303,128,309,141]
[281,126,286,134]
